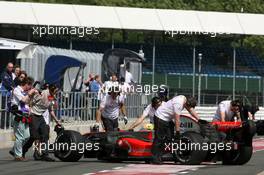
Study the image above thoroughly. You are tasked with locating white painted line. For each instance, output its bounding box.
[98,170,110,173]
[127,164,136,167]
[190,168,198,171]
[112,167,123,170]
[82,173,95,175]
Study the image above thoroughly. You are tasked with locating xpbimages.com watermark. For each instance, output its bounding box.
[164,29,230,38]
[165,141,232,154]
[33,141,100,154]
[32,25,100,37]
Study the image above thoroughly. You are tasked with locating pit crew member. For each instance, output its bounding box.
[128,97,163,130]
[96,86,127,131]
[213,100,241,122]
[151,95,198,164]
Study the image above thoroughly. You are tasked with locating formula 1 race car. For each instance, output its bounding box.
[53,115,256,165]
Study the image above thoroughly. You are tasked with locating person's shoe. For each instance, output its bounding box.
[14,157,27,161]
[22,152,25,158]
[33,151,42,161]
[41,156,55,162]
[9,150,15,158]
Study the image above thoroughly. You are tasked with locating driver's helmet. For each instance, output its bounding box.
[144,123,154,130]
[90,125,99,132]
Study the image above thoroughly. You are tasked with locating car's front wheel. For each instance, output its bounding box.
[54,130,84,162]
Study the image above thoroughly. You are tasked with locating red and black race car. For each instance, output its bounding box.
[53,115,256,165]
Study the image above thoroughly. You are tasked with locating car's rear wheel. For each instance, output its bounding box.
[222,146,253,165]
[256,120,264,135]
[174,132,207,165]
[54,130,84,162]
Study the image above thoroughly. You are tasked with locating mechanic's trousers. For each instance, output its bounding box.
[12,117,30,157]
[151,115,174,162]
[101,116,118,132]
[23,114,49,156]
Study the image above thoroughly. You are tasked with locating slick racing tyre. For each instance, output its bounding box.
[256,120,264,135]
[174,132,207,165]
[222,146,253,165]
[54,130,84,162]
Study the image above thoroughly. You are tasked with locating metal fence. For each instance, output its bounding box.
[0,91,153,131]
[1,90,262,131]
[55,92,153,122]
[0,90,12,130]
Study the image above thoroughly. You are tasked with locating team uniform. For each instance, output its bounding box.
[143,102,164,124]
[100,94,125,131]
[155,95,185,122]
[213,100,234,121]
[152,95,187,163]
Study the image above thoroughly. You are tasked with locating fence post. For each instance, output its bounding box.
[245,77,248,92]
[192,46,196,97]
[232,47,236,100]
[219,76,222,91]
[262,77,264,106]
[178,75,181,89]
[165,73,168,85]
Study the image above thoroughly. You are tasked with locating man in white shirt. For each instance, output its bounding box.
[128,97,163,130]
[213,100,241,122]
[96,86,127,131]
[151,95,199,164]
[9,77,35,161]
[125,69,133,84]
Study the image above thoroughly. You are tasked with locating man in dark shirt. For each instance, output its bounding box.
[1,63,15,91]
[1,63,15,129]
